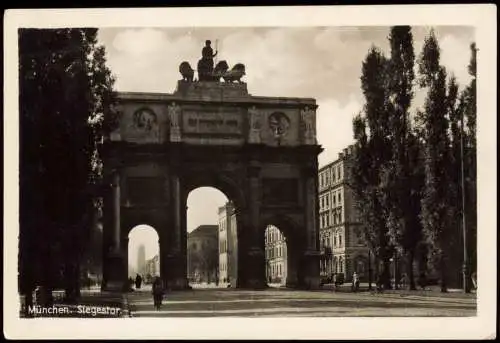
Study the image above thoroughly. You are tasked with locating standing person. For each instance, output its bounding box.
[332,273,337,292]
[152,276,164,311]
[471,271,477,290]
[135,274,142,289]
[352,272,360,292]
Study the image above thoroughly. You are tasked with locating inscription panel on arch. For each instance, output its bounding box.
[182,110,243,135]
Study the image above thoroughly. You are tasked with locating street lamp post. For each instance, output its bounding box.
[460,97,470,293]
[368,249,372,291]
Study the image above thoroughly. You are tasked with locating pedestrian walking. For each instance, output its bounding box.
[400,273,408,289]
[375,274,384,293]
[152,276,164,310]
[135,274,143,289]
[471,271,477,290]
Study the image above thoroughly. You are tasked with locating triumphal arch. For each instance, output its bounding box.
[101,60,322,291]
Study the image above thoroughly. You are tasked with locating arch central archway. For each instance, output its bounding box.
[127,225,160,288]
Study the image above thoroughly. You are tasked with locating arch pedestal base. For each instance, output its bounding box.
[101,252,126,292]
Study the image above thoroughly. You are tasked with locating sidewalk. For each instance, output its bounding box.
[321,282,476,298]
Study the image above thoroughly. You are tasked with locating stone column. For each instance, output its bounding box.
[300,165,321,289]
[102,170,125,292]
[167,175,189,290]
[239,164,266,289]
[173,175,182,254]
[112,172,121,252]
[122,236,129,290]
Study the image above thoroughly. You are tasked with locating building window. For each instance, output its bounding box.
[339,167,343,180]
[339,234,342,247]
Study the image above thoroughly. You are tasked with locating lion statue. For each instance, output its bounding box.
[179,61,194,82]
[223,63,246,83]
[213,60,229,81]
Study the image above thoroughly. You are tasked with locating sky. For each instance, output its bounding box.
[98,26,475,266]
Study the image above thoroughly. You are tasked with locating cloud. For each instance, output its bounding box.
[113,28,166,56]
[316,96,362,167]
[439,33,473,86]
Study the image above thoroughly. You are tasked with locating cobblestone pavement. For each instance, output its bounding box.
[126,287,477,317]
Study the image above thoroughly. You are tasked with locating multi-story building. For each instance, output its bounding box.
[264,225,287,285]
[187,225,219,283]
[318,145,370,282]
[144,254,160,278]
[218,202,238,285]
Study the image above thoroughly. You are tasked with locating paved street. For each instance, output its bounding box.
[126,286,476,317]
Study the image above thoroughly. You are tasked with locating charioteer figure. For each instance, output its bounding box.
[198,40,218,81]
[202,40,218,70]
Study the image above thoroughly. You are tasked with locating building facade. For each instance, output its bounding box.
[218,202,238,285]
[318,145,370,283]
[187,225,219,283]
[144,254,160,279]
[265,225,287,285]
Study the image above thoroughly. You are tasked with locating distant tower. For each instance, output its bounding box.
[137,244,146,275]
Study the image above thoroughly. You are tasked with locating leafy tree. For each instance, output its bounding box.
[350,47,394,290]
[19,28,115,308]
[417,30,456,292]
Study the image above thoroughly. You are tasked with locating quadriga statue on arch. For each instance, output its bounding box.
[178,40,246,83]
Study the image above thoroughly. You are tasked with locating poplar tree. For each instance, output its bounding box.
[382,26,423,290]
[417,30,455,292]
[350,47,393,289]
